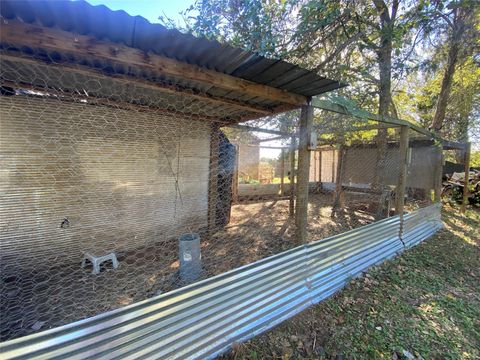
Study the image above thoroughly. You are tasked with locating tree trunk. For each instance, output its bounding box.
[372,0,395,189]
[431,41,460,131]
[431,8,467,131]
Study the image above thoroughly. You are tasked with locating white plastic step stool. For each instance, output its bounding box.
[81,252,119,275]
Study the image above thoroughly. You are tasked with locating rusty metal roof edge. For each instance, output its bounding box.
[0,0,346,97]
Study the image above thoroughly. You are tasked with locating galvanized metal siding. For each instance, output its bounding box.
[402,203,442,248]
[0,95,211,266]
[0,204,442,360]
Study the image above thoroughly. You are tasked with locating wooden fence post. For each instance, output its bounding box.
[208,123,220,233]
[434,146,444,203]
[289,136,296,217]
[280,148,285,196]
[232,144,239,203]
[317,149,322,190]
[395,125,410,216]
[332,144,345,217]
[295,103,313,244]
[461,142,471,213]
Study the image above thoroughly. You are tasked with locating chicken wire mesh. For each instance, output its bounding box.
[0,45,300,341]
[0,46,442,341]
[404,129,443,211]
[303,109,402,242]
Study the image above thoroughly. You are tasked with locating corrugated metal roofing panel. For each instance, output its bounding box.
[0,0,346,97]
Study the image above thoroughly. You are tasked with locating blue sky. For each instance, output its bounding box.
[85,0,194,25]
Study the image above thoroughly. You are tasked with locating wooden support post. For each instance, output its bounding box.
[395,125,410,216]
[208,123,220,233]
[332,145,346,217]
[295,103,313,244]
[232,144,239,204]
[289,136,296,217]
[461,142,471,213]
[317,150,322,190]
[332,149,336,182]
[280,148,285,196]
[434,147,444,203]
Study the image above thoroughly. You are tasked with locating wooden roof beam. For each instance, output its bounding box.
[312,98,434,138]
[228,124,294,136]
[0,80,226,123]
[0,20,308,106]
[0,53,272,117]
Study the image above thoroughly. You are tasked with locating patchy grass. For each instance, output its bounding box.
[222,206,480,360]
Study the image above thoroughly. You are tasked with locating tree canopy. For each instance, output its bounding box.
[161,0,480,149]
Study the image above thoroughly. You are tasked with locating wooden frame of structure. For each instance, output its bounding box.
[230,98,469,244]
[0,20,307,116]
[1,14,468,247]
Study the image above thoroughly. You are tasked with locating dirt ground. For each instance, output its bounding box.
[0,192,376,341]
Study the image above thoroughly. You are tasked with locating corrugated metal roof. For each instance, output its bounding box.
[0,0,346,98]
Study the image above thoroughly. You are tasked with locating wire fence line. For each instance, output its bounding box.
[0,47,442,341]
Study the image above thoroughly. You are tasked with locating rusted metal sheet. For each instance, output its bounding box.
[0,0,345,99]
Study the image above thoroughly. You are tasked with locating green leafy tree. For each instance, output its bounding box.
[422,0,480,132]
[162,0,479,149]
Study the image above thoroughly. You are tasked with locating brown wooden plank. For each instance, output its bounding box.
[232,144,240,203]
[332,145,346,217]
[208,124,221,233]
[1,20,308,106]
[289,136,296,217]
[434,148,444,203]
[0,79,223,123]
[280,149,285,196]
[0,53,273,117]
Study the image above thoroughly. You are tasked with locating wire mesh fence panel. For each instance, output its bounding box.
[0,43,445,343]
[404,129,442,211]
[304,109,405,242]
[0,43,308,341]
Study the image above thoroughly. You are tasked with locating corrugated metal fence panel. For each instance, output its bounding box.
[0,204,442,360]
[402,203,443,249]
[307,216,403,305]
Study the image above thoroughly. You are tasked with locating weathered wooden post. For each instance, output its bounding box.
[331,149,336,183]
[317,149,322,190]
[280,148,285,196]
[289,136,296,217]
[295,102,313,244]
[461,142,471,213]
[232,144,239,203]
[332,144,346,217]
[395,125,410,216]
[433,145,444,203]
[208,123,220,233]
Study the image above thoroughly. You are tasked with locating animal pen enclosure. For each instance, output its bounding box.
[0,1,446,359]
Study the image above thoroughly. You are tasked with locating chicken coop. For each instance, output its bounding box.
[0,1,446,359]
